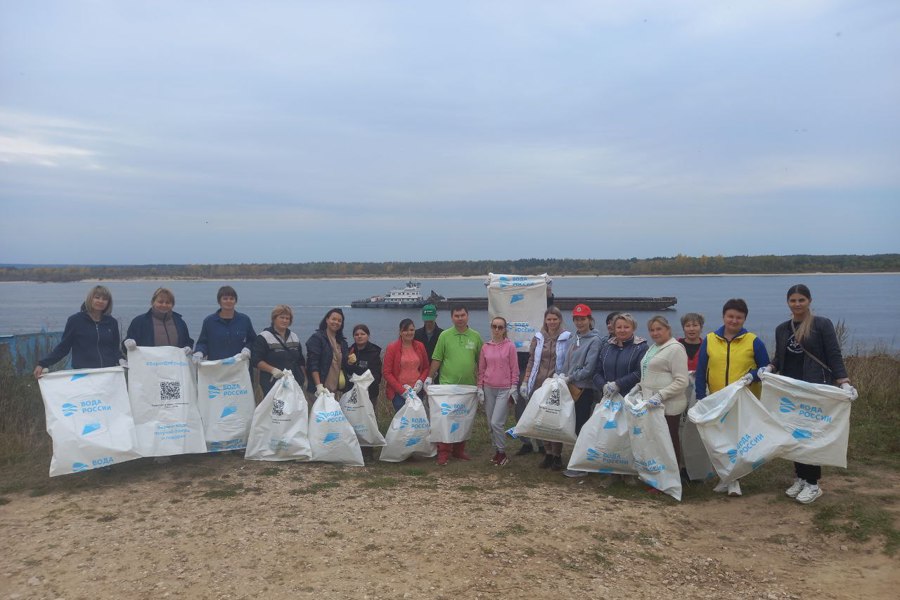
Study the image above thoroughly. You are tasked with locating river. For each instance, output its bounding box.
[1,274,897,353]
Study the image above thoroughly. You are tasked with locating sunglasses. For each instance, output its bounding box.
[491,324,506,330]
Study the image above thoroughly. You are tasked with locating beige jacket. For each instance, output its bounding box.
[639,337,689,415]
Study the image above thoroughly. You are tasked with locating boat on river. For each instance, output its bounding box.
[350,280,430,308]
[352,281,676,311]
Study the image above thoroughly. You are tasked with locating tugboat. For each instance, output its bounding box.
[351,280,430,308]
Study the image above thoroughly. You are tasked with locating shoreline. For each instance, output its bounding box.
[0,272,898,284]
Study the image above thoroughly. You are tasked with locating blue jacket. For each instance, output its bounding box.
[38,309,123,369]
[194,310,256,360]
[125,309,193,349]
[591,336,648,396]
[305,329,349,392]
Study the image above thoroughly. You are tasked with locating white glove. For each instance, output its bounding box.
[124,339,137,351]
[270,368,284,380]
[647,393,663,408]
[840,382,858,401]
[315,384,328,397]
[413,380,423,393]
[757,365,773,379]
[558,374,569,384]
[424,377,433,390]
[519,382,529,398]
[403,384,413,393]
[240,347,251,360]
[603,382,619,397]
[476,387,485,404]
[182,346,192,356]
[118,359,129,369]
[192,352,204,364]
[509,386,518,401]
[739,373,754,386]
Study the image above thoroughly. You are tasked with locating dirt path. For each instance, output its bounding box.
[1,457,897,600]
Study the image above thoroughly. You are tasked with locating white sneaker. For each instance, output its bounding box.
[785,478,806,498]
[727,480,742,496]
[796,484,823,504]
[713,480,728,493]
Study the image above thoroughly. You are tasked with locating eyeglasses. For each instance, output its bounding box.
[491,324,506,330]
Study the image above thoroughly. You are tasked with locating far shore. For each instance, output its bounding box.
[1,272,898,284]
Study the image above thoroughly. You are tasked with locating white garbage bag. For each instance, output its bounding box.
[38,367,141,477]
[512,375,577,444]
[379,391,437,462]
[245,370,312,461]
[679,374,716,481]
[760,372,853,468]
[688,381,797,483]
[309,391,364,466]
[567,394,636,475]
[426,384,479,444]
[127,346,206,457]
[197,356,255,452]
[487,273,549,353]
[339,370,386,447]
[623,388,682,501]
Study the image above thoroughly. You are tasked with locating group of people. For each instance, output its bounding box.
[35,283,857,504]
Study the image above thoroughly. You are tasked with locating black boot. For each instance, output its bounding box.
[516,443,534,456]
[539,453,554,469]
[551,455,563,471]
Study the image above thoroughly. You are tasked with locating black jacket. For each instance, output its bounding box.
[39,309,122,369]
[305,330,349,392]
[347,342,383,403]
[251,326,306,394]
[772,316,847,384]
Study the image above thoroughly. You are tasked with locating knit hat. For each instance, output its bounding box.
[572,304,592,317]
[422,304,437,321]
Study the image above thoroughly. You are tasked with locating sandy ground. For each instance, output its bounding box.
[1,456,897,600]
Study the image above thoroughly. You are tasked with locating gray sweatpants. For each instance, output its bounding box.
[483,386,511,452]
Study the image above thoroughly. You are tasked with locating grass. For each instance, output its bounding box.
[813,497,900,555]
[289,481,341,495]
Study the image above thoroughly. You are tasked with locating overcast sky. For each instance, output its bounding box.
[1,1,898,265]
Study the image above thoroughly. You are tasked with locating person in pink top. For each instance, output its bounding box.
[383,318,432,412]
[478,316,520,466]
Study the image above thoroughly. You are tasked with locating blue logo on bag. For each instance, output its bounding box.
[72,462,89,472]
[208,385,221,399]
[222,357,236,365]
[315,410,346,423]
[603,420,617,430]
[632,426,642,435]
[646,478,658,489]
[719,410,730,424]
[405,437,422,447]
[397,416,409,430]
[510,294,524,304]
[323,432,340,444]
[440,403,469,417]
[780,397,796,413]
[220,405,237,418]
[70,374,88,382]
[586,448,600,461]
[727,448,737,464]
[81,422,101,435]
[450,422,460,434]
[793,428,813,440]
[62,403,78,417]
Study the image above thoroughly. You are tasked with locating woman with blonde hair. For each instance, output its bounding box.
[124,287,192,352]
[251,304,307,397]
[34,285,123,376]
[478,316,519,466]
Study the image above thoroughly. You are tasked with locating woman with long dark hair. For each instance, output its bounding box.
[383,318,431,412]
[306,308,349,397]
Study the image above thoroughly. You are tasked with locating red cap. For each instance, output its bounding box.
[572,304,592,317]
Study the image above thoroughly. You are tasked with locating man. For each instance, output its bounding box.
[193,285,256,361]
[415,303,443,382]
[427,304,483,465]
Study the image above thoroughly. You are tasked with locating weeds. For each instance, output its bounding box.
[813,497,900,555]
[289,481,340,495]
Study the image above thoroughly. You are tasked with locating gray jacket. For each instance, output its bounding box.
[562,329,604,389]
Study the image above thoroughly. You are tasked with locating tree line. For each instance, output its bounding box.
[1,254,898,282]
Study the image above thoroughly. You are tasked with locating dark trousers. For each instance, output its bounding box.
[665,414,682,468]
[574,389,595,435]
[795,462,821,484]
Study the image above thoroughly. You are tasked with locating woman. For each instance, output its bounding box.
[638,316,690,475]
[193,285,256,362]
[383,319,431,413]
[123,287,193,352]
[34,285,123,377]
[593,313,649,401]
[760,284,857,504]
[695,298,770,496]
[517,307,571,459]
[678,313,705,372]
[559,304,604,475]
[477,316,519,467]
[251,304,307,397]
[306,308,349,397]
[347,324,383,407]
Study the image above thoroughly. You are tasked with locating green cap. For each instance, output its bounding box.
[422,304,437,321]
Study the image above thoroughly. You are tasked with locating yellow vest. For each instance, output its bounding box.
[704,330,762,398]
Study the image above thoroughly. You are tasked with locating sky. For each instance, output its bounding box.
[1,1,898,265]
